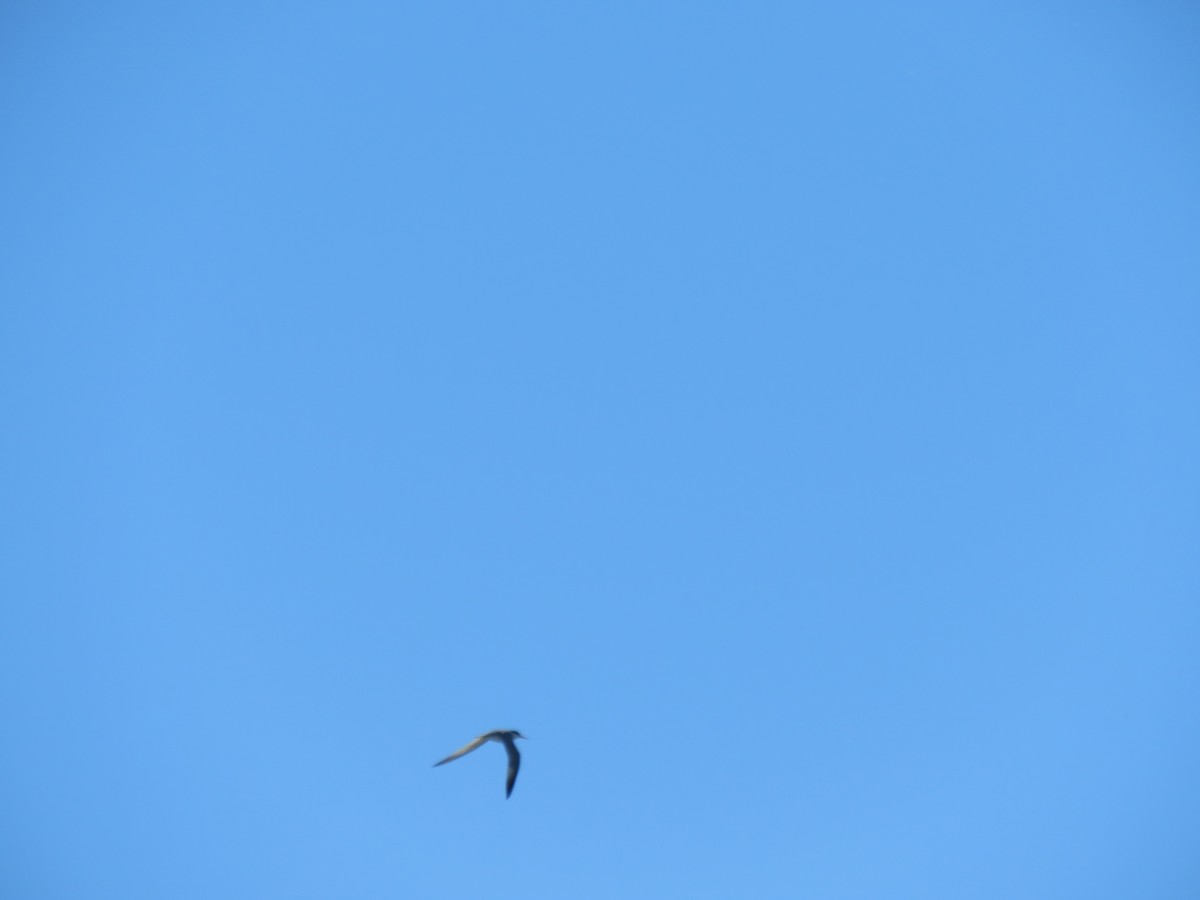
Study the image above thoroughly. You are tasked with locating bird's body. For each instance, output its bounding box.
[434,729,526,798]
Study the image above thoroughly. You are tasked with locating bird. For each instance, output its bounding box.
[433,729,526,798]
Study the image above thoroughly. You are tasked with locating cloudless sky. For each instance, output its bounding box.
[2,2,1198,898]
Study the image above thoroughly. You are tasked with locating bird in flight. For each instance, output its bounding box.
[434,729,526,798]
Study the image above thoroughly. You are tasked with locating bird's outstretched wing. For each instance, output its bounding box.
[433,734,489,767]
[503,737,521,798]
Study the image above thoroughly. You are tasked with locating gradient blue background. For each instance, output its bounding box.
[2,3,1198,898]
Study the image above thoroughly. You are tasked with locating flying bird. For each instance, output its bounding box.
[433,729,526,798]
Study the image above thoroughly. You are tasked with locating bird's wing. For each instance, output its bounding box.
[503,736,521,798]
[433,734,489,767]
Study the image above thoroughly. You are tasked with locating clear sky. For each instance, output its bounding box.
[2,2,1198,898]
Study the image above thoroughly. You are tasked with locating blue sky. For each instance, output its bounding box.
[2,2,1198,898]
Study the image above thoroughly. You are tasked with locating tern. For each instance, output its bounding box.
[433,729,526,798]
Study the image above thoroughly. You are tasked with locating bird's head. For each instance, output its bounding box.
[511,730,527,740]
